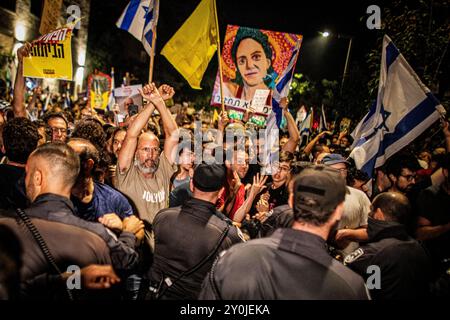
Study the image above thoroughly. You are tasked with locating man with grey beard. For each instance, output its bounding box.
[114,83,179,249]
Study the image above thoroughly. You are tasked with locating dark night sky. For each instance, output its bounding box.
[88,0,386,87]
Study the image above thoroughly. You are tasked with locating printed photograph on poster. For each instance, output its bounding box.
[210,25,302,126]
[114,84,143,116]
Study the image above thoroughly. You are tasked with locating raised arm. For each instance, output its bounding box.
[282,109,300,153]
[280,98,300,154]
[157,84,179,165]
[303,131,331,156]
[117,84,156,173]
[232,173,268,223]
[12,43,32,118]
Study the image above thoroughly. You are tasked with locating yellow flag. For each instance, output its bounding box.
[213,108,219,122]
[161,0,218,89]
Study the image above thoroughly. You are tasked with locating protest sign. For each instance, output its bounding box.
[23,24,74,80]
[211,25,302,126]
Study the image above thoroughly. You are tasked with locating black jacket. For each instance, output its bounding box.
[344,217,432,299]
[200,228,369,300]
[242,204,294,238]
[150,198,243,300]
[0,193,139,272]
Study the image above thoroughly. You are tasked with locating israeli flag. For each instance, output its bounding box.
[116,0,159,56]
[350,35,445,177]
[263,42,301,172]
[319,104,328,131]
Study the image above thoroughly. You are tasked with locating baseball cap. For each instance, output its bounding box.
[193,163,226,192]
[293,165,346,215]
[321,153,350,166]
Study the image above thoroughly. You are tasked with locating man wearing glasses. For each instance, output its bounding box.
[114,83,178,249]
[43,112,69,142]
[385,155,420,195]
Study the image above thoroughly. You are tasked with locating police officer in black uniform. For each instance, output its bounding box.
[200,165,370,300]
[344,192,432,299]
[148,163,243,300]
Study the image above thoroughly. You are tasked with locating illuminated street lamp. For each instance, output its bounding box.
[320,31,353,93]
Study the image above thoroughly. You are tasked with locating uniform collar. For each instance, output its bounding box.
[275,228,328,256]
[367,217,410,242]
[27,193,75,218]
[183,197,230,222]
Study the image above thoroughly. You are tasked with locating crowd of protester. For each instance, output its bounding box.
[0,43,449,300]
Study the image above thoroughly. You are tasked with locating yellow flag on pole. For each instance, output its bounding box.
[161,0,218,89]
[213,108,219,123]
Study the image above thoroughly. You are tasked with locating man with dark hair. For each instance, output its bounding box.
[149,163,243,300]
[345,192,431,300]
[0,143,113,298]
[385,154,421,194]
[241,151,294,228]
[72,118,107,151]
[0,117,40,209]
[200,165,369,299]
[68,138,137,227]
[71,118,111,182]
[1,142,140,276]
[42,112,69,142]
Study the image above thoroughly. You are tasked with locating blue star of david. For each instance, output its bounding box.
[375,104,391,132]
[142,6,149,19]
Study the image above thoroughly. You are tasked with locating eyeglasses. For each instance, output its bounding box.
[139,147,160,154]
[400,174,416,182]
[50,127,67,134]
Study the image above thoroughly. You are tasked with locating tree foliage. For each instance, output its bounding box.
[366,0,449,100]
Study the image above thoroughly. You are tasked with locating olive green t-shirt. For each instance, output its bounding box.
[115,152,177,225]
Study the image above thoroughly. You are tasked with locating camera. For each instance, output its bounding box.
[128,104,139,117]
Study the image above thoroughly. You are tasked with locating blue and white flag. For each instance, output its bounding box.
[116,0,159,56]
[319,104,328,131]
[350,35,445,177]
[350,100,377,147]
[263,42,301,172]
[298,106,312,144]
[107,68,115,111]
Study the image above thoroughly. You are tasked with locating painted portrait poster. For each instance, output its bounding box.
[88,71,112,110]
[211,25,302,126]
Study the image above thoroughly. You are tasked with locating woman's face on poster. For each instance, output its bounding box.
[236,38,271,87]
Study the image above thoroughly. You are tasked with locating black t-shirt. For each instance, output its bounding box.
[0,164,28,209]
[249,182,289,216]
[417,186,450,263]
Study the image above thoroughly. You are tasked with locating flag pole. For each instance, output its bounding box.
[213,0,225,114]
[149,30,157,83]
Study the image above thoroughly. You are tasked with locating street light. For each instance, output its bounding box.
[320,31,353,93]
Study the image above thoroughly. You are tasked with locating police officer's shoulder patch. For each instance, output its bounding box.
[344,248,364,265]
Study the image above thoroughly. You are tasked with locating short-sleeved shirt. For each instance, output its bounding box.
[115,152,176,225]
[216,184,246,221]
[339,186,371,256]
[71,181,133,221]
